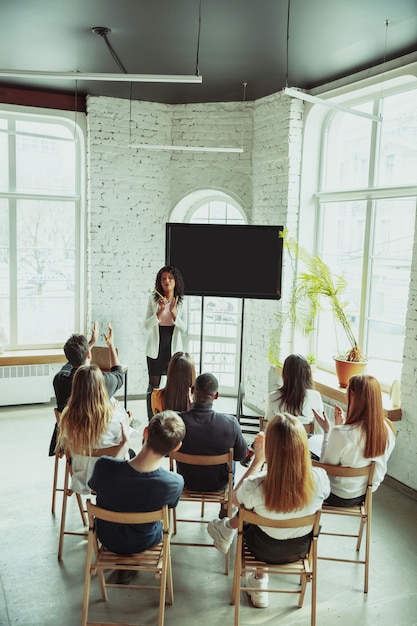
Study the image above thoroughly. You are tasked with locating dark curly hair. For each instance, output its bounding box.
[154,266,185,303]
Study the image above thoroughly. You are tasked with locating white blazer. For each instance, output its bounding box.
[144,295,188,359]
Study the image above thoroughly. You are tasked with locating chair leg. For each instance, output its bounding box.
[356,516,366,552]
[58,460,71,561]
[166,543,174,605]
[81,537,93,626]
[51,453,60,514]
[364,516,370,593]
[172,507,177,535]
[76,492,87,526]
[158,553,168,626]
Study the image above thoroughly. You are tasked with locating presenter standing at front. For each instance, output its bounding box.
[144,265,187,419]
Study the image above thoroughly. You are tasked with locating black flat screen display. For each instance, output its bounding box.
[165,223,283,299]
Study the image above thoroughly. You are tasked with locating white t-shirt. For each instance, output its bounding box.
[236,467,330,539]
[265,388,324,426]
[317,422,396,498]
[71,401,132,495]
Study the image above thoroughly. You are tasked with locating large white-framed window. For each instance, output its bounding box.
[0,106,85,350]
[171,191,246,395]
[303,74,417,387]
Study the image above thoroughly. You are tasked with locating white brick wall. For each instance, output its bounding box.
[389,213,417,490]
[86,91,417,493]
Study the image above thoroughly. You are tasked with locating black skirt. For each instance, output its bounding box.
[243,523,312,564]
[147,326,174,376]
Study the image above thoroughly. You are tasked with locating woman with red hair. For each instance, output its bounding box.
[313,374,396,506]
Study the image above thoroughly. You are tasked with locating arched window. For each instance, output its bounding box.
[302,74,417,387]
[171,191,246,394]
[0,106,85,349]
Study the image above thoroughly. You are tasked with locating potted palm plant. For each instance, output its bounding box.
[269,232,366,387]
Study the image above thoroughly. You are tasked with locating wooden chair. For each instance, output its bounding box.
[51,408,85,521]
[260,416,314,435]
[231,506,321,626]
[169,448,234,574]
[82,501,173,626]
[57,450,89,561]
[312,460,375,593]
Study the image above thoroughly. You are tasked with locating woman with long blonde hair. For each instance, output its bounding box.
[207,413,330,608]
[313,374,396,506]
[58,364,132,493]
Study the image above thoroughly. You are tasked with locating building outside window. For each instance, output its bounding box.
[0,108,84,350]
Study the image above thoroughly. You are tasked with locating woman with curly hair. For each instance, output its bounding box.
[144,265,188,418]
[207,413,330,608]
[151,351,196,415]
[313,374,396,506]
[57,364,132,494]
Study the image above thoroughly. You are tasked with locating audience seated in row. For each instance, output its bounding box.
[177,373,248,497]
[265,353,323,427]
[151,351,196,415]
[49,321,124,456]
[57,364,134,494]
[207,413,330,608]
[311,374,396,506]
[88,410,185,584]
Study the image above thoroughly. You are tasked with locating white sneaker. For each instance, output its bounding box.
[207,518,236,554]
[246,573,269,608]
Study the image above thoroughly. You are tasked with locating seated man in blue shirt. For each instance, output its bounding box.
[177,373,248,493]
[88,410,185,583]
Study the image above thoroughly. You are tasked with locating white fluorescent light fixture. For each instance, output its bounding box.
[283,87,382,122]
[0,69,202,84]
[129,143,243,153]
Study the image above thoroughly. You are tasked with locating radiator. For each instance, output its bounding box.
[323,401,334,421]
[0,364,55,406]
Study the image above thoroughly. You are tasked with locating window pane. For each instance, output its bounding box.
[367,200,416,362]
[323,104,373,190]
[377,89,417,186]
[317,202,366,361]
[16,200,76,344]
[0,200,9,347]
[16,131,76,195]
[0,124,8,192]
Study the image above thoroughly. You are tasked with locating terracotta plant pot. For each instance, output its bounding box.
[334,357,367,388]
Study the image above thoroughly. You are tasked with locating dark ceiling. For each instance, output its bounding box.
[1,0,416,105]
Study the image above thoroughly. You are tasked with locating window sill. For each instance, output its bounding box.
[0,349,66,366]
[312,368,402,422]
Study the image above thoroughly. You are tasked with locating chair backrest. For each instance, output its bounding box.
[312,460,375,484]
[90,345,118,371]
[86,499,170,531]
[169,448,234,470]
[237,505,321,536]
[260,416,313,435]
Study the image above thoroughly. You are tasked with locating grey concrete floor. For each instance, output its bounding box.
[1,398,417,626]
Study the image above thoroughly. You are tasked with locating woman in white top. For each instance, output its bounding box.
[207,413,330,608]
[265,354,324,430]
[144,265,187,418]
[58,365,132,494]
[313,374,396,506]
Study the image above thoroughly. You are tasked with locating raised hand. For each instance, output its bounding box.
[312,408,330,433]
